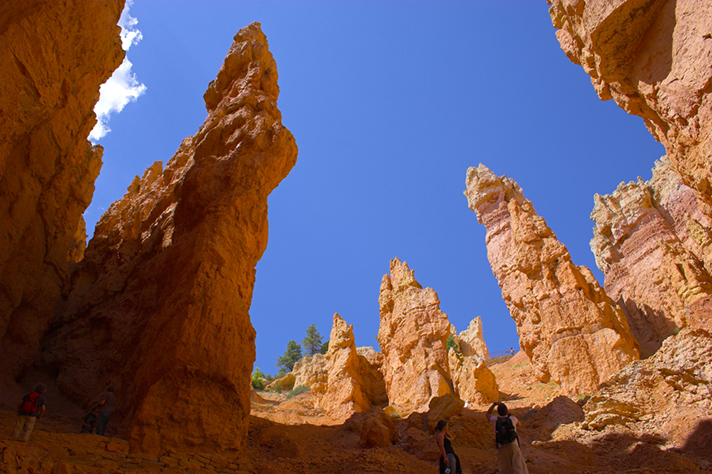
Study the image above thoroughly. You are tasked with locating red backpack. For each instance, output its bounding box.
[20,392,40,414]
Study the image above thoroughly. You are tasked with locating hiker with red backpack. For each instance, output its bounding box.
[14,383,47,441]
[486,402,529,474]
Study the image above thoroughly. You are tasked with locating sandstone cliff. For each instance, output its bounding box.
[464,164,640,395]
[448,350,498,405]
[40,23,297,455]
[0,0,125,386]
[549,0,712,215]
[591,157,712,357]
[376,258,454,412]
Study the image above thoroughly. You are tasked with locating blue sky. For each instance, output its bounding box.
[87,1,665,377]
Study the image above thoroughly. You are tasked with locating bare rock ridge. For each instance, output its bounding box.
[40,23,298,455]
[464,164,640,395]
[549,0,712,215]
[0,0,125,387]
[591,157,712,358]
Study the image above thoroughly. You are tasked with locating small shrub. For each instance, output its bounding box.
[446,336,460,354]
[251,367,265,390]
[286,385,310,399]
[275,382,282,394]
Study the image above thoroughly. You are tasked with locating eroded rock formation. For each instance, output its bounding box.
[376,258,454,411]
[312,314,372,420]
[455,316,490,359]
[464,164,640,395]
[448,350,498,405]
[582,329,712,455]
[549,0,712,214]
[591,157,712,357]
[0,0,125,385]
[40,23,297,455]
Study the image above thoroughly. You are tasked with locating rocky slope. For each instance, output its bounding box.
[591,157,712,357]
[0,0,125,387]
[376,258,455,412]
[39,23,298,455]
[549,0,712,216]
[464,164,640,396]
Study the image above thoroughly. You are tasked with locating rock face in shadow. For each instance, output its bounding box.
[40,23,297,455]
[582,329,712,456]
[591,157,712,357]
[376,258,454,412]
[549,0,712,214]
[464,164,640,396]
[0,0,125,386]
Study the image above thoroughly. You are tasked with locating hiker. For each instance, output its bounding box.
[486,402,529,474]
[509,347,515,356]
[14,383,47,441]
[435,419,462,474]
[81,405,101,434]
[95,385,116,436]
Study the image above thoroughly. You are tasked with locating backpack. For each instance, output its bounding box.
[20,392,40,414]
[495,415,518,447]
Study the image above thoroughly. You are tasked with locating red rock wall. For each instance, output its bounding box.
[0,0,125,385]
[549,0,712,214]
[464,164,640,395]
[40,23,297,455]
[591,157,712,357]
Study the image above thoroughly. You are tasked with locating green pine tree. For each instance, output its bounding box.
[302,324,323,357]
[276,340,302,372]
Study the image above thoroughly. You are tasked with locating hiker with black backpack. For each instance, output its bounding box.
[14,383,47,441]
[486,402,529,474]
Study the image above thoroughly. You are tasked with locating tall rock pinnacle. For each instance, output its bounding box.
[41,23,298,455]
[464,164,639,395]
[376,258,454,411]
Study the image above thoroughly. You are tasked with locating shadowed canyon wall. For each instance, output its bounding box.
[0,0,125,386]
[39,23,297,455]
[549,0,712,214]
[591,157,712,357]
[464,164,640,395]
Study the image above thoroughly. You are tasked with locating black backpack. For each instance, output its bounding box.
[495,415,518,447]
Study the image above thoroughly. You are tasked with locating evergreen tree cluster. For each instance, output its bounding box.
[252,323,330,389]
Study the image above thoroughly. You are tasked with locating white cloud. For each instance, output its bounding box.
[89,0,146,143]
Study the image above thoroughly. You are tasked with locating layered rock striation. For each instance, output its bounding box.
[549,0,712,214]
[591,157,712,357]
[0,0,125,385]
[376,258,454,411]
[464,164,640,395]
[40,23,297,454]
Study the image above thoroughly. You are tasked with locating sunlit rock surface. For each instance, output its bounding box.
[376,258,454,412]
[591,157,712,357]
[40,23,297,455]
[448,349,498,405]
[582,329,712,457]
[0,0,125,386]
[549,0,712,214]
[455,316,490,359]
[464,164,639,395]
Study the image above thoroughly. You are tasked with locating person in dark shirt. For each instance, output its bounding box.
[14,383,47,441]
[81,405,101,434]
[95,385,116,436]
[435,419,462,474]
